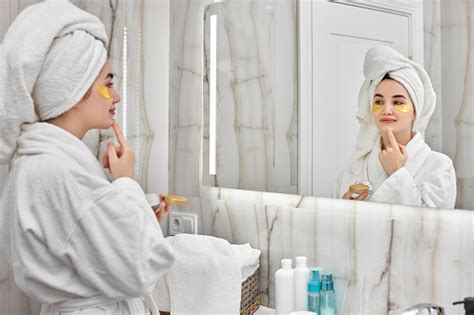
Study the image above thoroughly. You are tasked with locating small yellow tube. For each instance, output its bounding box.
[164,195,188,205]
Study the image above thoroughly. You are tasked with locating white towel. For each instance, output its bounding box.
[231,243,261,282]
[158,234,242,315]
[350,45,436,176]
[0,0,108,164]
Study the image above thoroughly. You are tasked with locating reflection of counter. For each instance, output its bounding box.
[192,185,474,314]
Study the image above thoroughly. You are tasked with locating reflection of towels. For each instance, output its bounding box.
[157,234,242,314]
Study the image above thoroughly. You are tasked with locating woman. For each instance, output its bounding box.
[0,2,174,314]
[333,46,456,209]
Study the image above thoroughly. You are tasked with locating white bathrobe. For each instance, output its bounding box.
[333,132,457,209]
[0,122,174,314]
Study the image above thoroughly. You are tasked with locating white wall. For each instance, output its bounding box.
[144,0,169,195]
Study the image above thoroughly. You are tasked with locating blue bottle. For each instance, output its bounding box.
[320,274,336,315]
[307,268,321,314]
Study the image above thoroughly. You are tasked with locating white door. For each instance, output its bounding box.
[312,1,411,198]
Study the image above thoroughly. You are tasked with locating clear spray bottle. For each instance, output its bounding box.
[320,274,336,315]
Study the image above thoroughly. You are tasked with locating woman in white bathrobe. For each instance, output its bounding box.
[333,46,457,209]
[0,2,174,314]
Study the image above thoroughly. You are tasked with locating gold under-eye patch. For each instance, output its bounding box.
[393,104,413,113]
[371,104,384,112]
[371,102,413,113]
[96,85,113,100]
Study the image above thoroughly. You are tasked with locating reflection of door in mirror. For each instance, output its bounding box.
[308,2,415,198]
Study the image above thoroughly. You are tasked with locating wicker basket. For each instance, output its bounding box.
[159,268,260,315]
[240,268,261,315]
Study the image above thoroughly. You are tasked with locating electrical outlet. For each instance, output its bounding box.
[169,212,198,235]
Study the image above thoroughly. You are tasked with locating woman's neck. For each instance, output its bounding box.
[46,115,88,140]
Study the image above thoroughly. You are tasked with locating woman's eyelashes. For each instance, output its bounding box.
[372,99,385,112]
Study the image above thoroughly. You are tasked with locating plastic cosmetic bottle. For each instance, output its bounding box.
[307,268,321,314]
[275,259,294,314]
[320,274,335,315]
[294,256,310,311]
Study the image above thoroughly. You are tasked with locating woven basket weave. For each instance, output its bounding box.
[240,268,261,314]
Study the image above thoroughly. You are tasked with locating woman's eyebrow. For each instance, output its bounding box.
[392,94,407,99]
[374,94,384,98]
[105,73,114,79]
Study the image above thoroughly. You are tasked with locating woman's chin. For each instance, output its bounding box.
[96,120,114,130]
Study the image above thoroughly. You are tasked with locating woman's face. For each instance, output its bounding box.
[75,60,120,129]
[372,79,416,134]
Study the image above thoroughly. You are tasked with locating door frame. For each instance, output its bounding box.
[298,0,424,196]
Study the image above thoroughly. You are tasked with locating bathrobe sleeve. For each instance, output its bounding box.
[370,153,457,209]
[16,158,175,299]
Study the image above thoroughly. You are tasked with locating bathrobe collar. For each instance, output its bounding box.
[16,122,109,179]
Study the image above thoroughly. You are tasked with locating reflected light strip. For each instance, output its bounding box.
[209,15,217,175]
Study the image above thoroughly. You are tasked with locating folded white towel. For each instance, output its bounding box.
[0,0,108,164]
[155,234,243,314]
[231,243,261,282]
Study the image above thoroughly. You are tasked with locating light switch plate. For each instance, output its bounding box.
[169,212,198,235]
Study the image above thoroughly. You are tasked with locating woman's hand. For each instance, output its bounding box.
[154,194,172,222]
[379,127,408,176]
[342,190,369,201]
[103,122,135,180]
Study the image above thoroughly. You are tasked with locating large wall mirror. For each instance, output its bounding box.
[200,0,474,211]
[202,1,298,194]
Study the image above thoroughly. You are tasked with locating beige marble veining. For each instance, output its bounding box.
[452,0,474,210]
[424,0,443,152]
[172,0,298,195]
[189,185,474,314]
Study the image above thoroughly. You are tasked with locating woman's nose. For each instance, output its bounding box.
[112,88,121,104]
[381,104,393,114]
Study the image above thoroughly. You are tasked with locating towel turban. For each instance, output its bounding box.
[0,0,108,164]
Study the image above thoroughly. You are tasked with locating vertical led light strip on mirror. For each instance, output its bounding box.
[122,26,128,139]
[209,14,217,175]
[135,28,142,181]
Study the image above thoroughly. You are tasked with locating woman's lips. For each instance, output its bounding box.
[380,119,396,123]
[109,108,116,116]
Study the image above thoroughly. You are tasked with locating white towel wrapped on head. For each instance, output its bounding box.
[0,0,108,164]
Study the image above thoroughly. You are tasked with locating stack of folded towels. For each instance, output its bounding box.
[154,234,261,314]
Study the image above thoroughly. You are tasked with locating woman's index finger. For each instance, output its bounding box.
[387,128,400,152]
[112,122,128,147]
